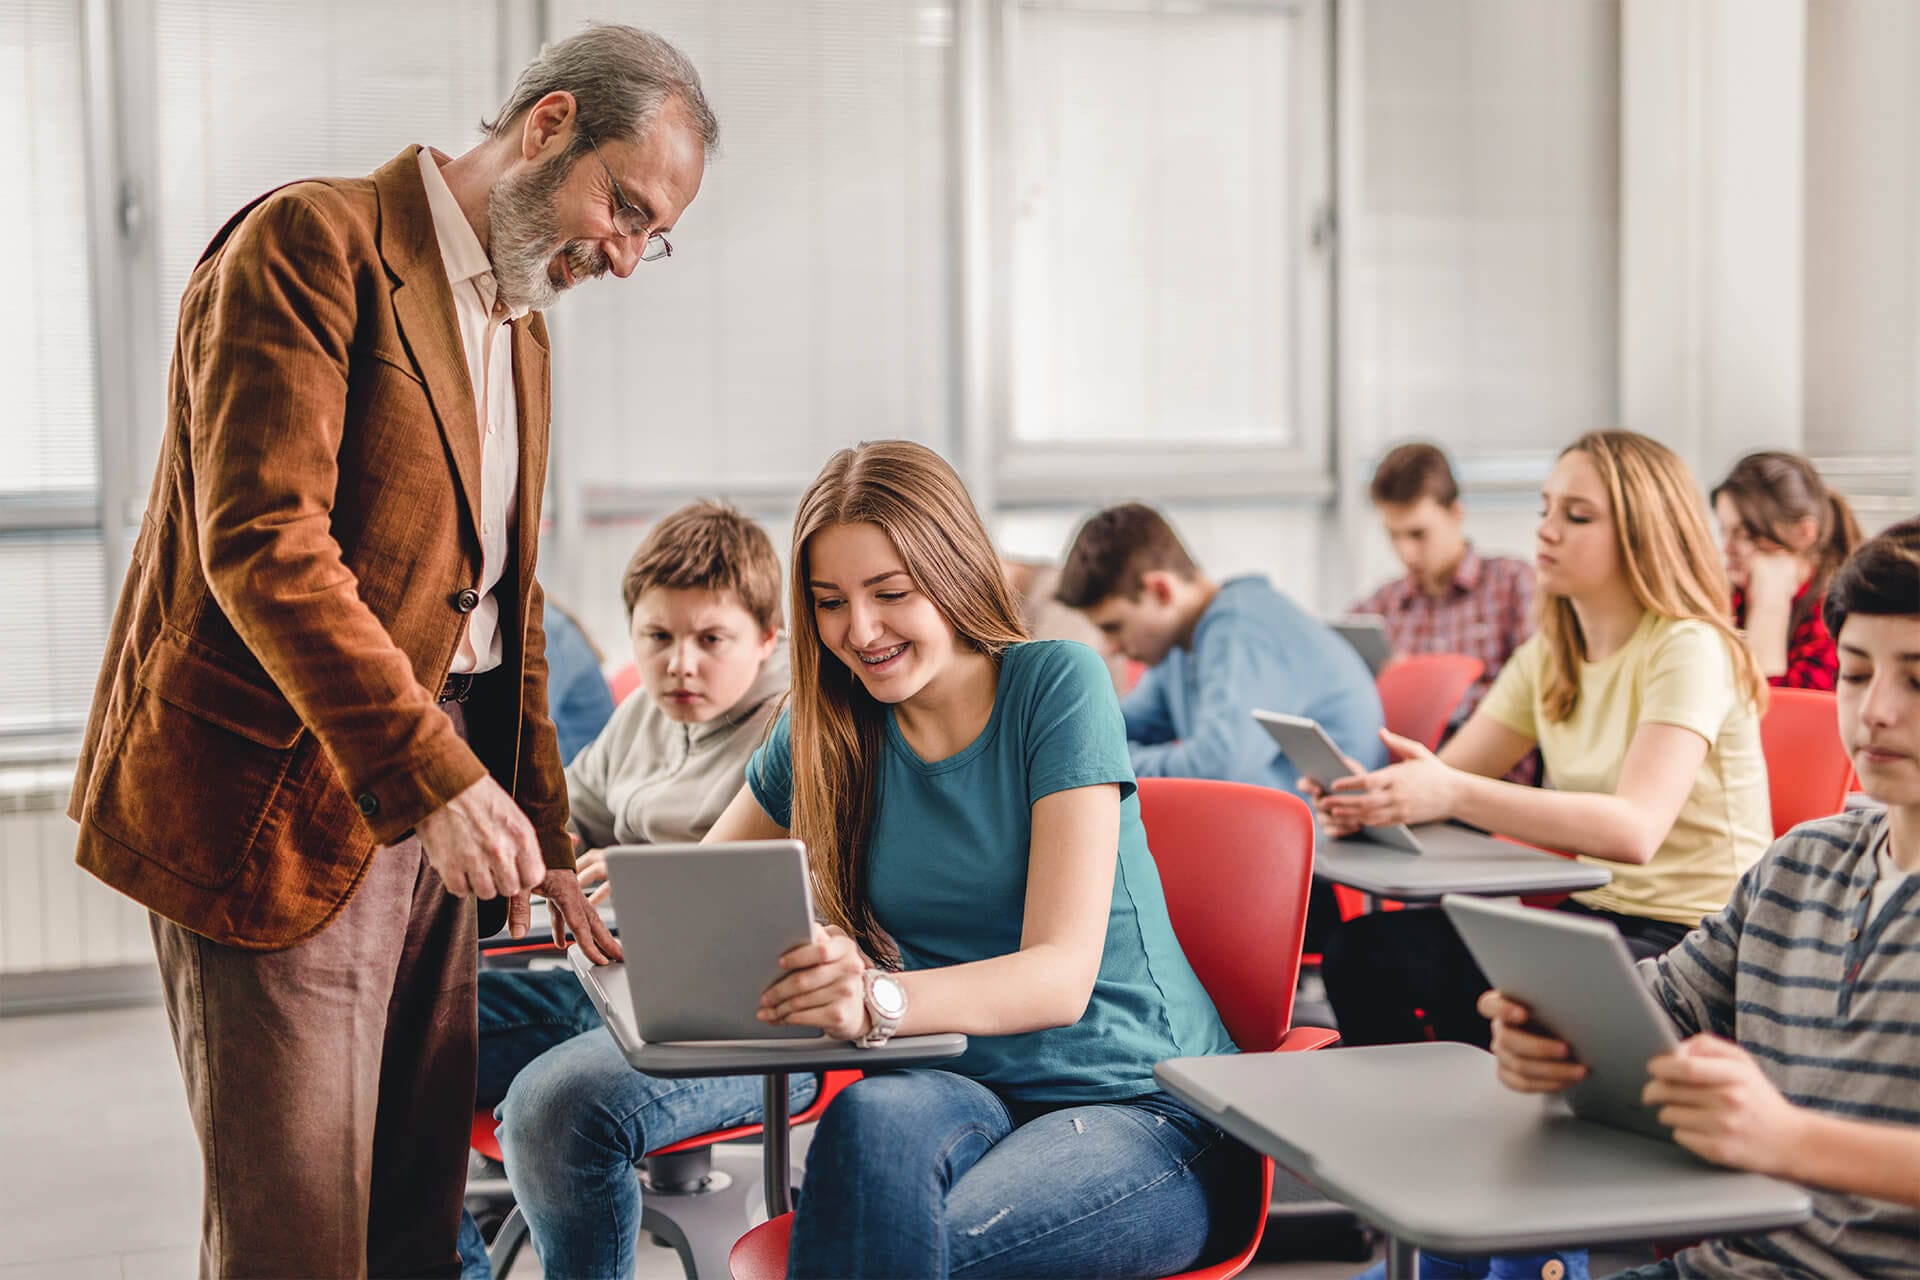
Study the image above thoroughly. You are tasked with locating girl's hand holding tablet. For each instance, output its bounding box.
[1314,727,1460,830]
[759,923,871,1040]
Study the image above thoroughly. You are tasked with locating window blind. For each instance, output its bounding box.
[542,0,955,499]
[1005,0,1301,447]
[0,0,99,496]
[0,536,106,739]
[147,0,508,467]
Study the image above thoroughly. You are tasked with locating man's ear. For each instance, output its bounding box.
[1142,571,1178,607]
[520,90,578,162]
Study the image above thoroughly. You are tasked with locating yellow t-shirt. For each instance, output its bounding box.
[1479,612,1771,926]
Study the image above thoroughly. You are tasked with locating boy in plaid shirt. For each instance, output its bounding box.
[1353,442,1536,782]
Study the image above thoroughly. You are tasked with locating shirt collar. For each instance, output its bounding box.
[1397,544,1483,603]
[1451,545,1485,593]
[415,146,529,321]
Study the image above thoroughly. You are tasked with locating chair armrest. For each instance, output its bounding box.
[1277,1026,1340,1052]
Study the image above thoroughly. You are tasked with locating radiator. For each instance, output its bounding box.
[0,766,152,974]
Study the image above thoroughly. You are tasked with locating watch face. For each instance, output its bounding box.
[870,974,907,1018]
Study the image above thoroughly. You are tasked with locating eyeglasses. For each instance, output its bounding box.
[581,127,672,263]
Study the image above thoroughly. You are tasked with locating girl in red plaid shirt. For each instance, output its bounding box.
[1711,451,1863,691]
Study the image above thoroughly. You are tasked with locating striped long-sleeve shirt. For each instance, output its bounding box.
[1638,808,1920,1278]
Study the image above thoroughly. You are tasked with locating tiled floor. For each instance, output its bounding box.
[0,1003,1645,1280]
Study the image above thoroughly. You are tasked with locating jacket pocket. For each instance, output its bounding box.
[87,631,306,890]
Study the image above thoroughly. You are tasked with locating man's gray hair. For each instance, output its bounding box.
[483,24,718,159]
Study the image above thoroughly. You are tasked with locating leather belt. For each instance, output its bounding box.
[437,672,477,703]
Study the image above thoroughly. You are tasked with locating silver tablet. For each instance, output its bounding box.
[1333,615,1395,676]
[1443,894,1680,1140]
[597,840,823,1043]
[1252,709,1424,854]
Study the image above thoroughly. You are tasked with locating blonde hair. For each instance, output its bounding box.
[1538,431,1767,723]
[787,441,1028,962]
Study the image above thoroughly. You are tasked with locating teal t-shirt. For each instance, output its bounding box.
[748,639,1235,1102]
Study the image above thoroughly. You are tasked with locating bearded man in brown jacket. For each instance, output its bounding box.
[69,25,715,1278]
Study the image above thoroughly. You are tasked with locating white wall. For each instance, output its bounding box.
[1335,0,1621,598]
[1803,0,1920,531]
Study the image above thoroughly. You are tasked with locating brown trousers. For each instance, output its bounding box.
[152,709,478,1279]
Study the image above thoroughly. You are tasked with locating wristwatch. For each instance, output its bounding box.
[856,968,908,1048]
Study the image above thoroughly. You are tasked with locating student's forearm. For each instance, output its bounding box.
[1784,1110,1920,1208]
[1742,597,1793,678]
[892,946,1095,1038]
[1449,772,1663,865]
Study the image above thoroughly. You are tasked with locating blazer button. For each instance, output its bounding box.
[356,792,380,817]
[453,588,481,614]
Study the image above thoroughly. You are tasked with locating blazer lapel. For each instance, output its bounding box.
[372,148,484,534]
[512,312,552,581]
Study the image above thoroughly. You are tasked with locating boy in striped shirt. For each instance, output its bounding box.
[1482,516,1920,1279]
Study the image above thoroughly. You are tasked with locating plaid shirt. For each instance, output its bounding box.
[1352,546,1534,724]
[1732,581,1839,691]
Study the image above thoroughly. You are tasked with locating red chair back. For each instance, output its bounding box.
[608,663,643,705]
[1759,687,1855,836]
[1135,778,1315,1051]
[1375,653,1485,751]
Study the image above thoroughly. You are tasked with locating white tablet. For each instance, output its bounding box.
[1252,709,1424,854]
[1443,894,1680,1141]
[594,841,824,1043]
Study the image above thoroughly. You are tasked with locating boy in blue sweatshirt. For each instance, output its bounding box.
[1056,503,1387,791]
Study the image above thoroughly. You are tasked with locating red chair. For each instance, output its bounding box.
[729,778,1336,1280]
[1375,653,1485,753]
[470,1070,859,1278]
[1758,687,1855,836]
[608,662,644,705]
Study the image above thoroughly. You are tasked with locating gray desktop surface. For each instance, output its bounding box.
[1314,823,1612,901]
[579,957,966,1075]
[1156,1043,1810,1256]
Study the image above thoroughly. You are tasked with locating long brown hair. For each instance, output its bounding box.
[1537,431,1767,723]
[1711,451,1864,637]
[786,441,1028,963]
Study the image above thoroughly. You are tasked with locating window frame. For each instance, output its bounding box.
[979,0,1336,506]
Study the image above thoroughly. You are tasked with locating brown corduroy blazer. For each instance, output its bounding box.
[70,147,574,949]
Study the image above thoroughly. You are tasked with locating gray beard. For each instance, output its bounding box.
[488,155,607,312]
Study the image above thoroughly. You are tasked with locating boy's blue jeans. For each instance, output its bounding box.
[1351,1258,1589,1274]
[456,966,815,1279]
[1354,1251,1591,1279]
[786,1068,1262,1279]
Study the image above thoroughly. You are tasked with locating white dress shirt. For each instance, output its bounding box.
[416,145,526,674]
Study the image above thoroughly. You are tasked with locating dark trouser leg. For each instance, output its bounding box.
[1321,908,1496,1048]
[151,837,475,1279]
[365,849,478,1277]
[150,702,478,1279]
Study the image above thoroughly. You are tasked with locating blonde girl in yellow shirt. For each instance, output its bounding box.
[1312,430,1772,1048]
